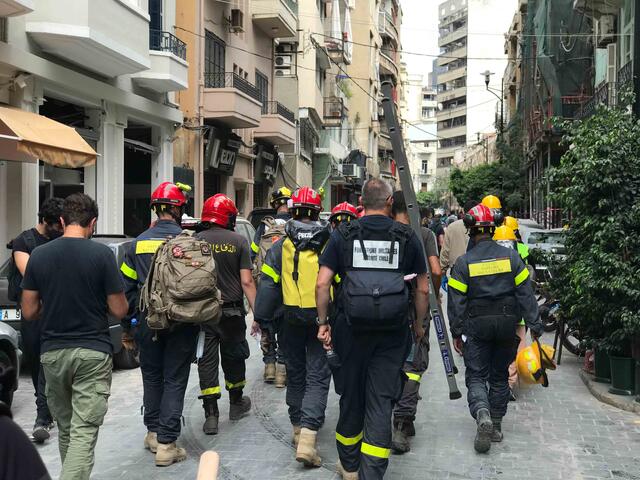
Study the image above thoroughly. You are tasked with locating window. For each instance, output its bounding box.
[256,70,269,111]
[421,160,429,173]
[316,67,325,91]
[204,30,225,85]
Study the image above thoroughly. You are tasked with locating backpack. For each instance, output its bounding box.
[253,217,287,284]
[7,229,38,302]
[338,221,411,331]
[139,231,222,330]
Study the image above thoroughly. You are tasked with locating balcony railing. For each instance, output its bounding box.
[262,100,295,123]
[282,0,298,14]
[324,96,346,122]
[149,29,187,61]
[204,72,262,103]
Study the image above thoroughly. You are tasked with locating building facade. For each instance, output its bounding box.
[0,0,188,260]
[436,0,515,185]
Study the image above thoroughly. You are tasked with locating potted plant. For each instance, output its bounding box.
[608,338,636,396]
[593,344,611,383]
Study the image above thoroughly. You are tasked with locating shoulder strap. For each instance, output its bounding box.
[24,229,38,251]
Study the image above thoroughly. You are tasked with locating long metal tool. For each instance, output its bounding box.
[380,81,462,400]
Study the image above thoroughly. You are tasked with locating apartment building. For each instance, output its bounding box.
[401,66,438,193]
[436,0,515,181]
[175,0,298,216]
[0,0,188,259]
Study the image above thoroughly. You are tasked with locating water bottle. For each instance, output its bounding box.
[196,330,205,359]
[326,349,341,369]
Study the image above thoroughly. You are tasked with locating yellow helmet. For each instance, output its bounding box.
[270,187,292,208]
[493,226,517,242]
[481,195,502,209]
[504,216,519,231]
[516,341,556,387]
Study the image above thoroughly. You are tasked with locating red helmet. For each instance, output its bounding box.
[464,204,495,229]
[330,202,358,223]
[291,186,322,211]
[150,182,188,207]
[201,194,239,229]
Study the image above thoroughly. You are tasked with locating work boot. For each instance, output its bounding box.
[296,427,322,467]
[32,419,53,444]
[275,363,287,388]
[491,417,504,443]
[264,363,276,383]
[144,431,158,453]
[337,460,359,479]
[155,442,187,467]
[403,419,416,437]
[474,408,493,454]
[202,397,219,435]
[229,392,251,420]
[391,419,410,454]
[292,425,301,447]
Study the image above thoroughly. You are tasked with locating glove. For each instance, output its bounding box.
[121,331,136,351]
[530,325,544,341]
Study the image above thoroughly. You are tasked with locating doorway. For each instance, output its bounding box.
[124,122,153,237]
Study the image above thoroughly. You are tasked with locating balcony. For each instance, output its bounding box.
[26,0,150,77]
[203,73,263,129]
[573,0,622,18]
[252,0,297,39]
[438,66,467,84]
[379,51,399,80]
[438,25,468,48]
[437,45,467,67]
[131,30,188,92]
[438,124,466,138]
[437,104,466,122]
[253,101,296,145]
[378,10,399,45]
[0,0,33,16]
[437,86,467,103]
[519,0,528,12]
[323,96,346,127]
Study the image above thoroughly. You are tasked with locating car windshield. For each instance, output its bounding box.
[528,232,565,244]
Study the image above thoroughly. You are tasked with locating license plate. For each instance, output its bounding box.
[0,308,21,321]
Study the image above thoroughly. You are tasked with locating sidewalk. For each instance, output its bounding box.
[579,370,640,415]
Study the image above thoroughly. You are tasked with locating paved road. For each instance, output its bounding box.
[11,323,640,480]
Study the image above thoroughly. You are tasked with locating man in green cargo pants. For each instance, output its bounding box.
[21,194,129,480]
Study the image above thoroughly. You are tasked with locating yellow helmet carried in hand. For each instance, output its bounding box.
[517,341,556,387]
[481,195,502,209]
[504,216,519,231]
[493,226,517,242]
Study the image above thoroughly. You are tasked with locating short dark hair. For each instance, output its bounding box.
[62,193,99,227]
[362,179,392,211]
[38,197,64,224]
[463,199,478,213]
[391,190,407,216]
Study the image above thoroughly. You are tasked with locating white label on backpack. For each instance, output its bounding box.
[352,240,399,269]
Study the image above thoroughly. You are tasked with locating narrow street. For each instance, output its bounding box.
[12,320,640,480]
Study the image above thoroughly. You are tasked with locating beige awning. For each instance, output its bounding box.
[0,106,97,168]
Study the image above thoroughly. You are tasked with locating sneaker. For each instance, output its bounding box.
[32,422,52,444]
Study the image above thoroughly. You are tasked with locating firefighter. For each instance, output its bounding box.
[316,179,429,480]
[252,186,291,387]
[329,202,358,230]
[254,186,332,468]
[196,194,256,436]
[448,204,543,454]
[504,216,530,263]
[120,182,196,467]
[390,190,442,455]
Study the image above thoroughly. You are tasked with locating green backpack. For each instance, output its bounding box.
[140,231,222,330]
[253,217,287,284]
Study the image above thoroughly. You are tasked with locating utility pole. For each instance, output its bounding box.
[482,70,504,134]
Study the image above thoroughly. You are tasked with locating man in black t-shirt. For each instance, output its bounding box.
[21,194,128,480]
[196,194,257,437]
[9,197,63,443]
[316,179,429,480]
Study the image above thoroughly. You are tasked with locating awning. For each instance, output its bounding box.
[0,106,97,168]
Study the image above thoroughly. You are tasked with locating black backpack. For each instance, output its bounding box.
[6,229,37,302]
[338,221,412,331]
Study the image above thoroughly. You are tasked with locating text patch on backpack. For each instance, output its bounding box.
[352,240,399,269]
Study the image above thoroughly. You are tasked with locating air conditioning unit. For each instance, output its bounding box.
[606,42,617,83]
[339,163,359,177]
[276,43,295,54]
[275,54,293,77]
[230,8,244,32]
[597,15,615,47]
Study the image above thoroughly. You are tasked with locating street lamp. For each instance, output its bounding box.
[481,70,504,134]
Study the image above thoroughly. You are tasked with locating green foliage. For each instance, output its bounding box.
[548,101,640,353]
[448,126,527,212]
[416,190,437,208]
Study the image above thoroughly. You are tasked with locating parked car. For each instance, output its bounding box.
[526,228,566,256]
[181,216,256,246]
[0,321,20,406]
[0,234,138,370]
[247,208,276,230]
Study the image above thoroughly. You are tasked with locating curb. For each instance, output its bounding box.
[579,370,640,415]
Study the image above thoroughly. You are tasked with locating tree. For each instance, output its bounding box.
[548,99,640,353]
[416,190,437,208]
